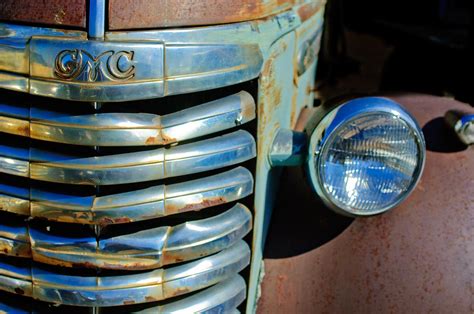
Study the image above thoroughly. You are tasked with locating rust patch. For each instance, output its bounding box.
[108,0,293,30]
[0,0,86,28]
[180,197,227,212]
[70,261,98,269]
[166,196,228,214]
[145,296,158,303]
[14,288,24,295]
[145,132,177,145]
[98,216,132,226]
[169,287,191,297]
[297,0,323,23]
[123,300,135,305]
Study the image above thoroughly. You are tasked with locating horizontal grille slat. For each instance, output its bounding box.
[0,91,255,146]
[0,203,252,270]
[0,241,250,307]
[0,167,253,224]
[0,130,256,185]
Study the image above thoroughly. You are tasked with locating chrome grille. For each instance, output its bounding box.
[0,75,257,310]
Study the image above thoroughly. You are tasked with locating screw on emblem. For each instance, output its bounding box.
[54,49,135,82]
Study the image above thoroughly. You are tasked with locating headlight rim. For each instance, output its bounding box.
[306,96,426,217]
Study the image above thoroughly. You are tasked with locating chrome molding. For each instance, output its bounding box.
[0,203,252,270]
[0,240,250,307]
[0,91,256,146]
[0,130,256,185]
[0,167,254,224]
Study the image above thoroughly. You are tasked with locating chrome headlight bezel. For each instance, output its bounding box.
[306,97,426,217]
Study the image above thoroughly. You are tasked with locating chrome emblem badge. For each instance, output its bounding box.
[54,49,135,82]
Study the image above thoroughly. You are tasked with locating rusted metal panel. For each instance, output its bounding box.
[258,94,473,313]
[0,0,86,28]
[108,0,321,30]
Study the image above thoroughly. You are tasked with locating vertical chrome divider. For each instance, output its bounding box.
[88,1,106,312]
[88,0,106,40]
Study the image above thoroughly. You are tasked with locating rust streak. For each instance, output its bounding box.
[297,0,323,23]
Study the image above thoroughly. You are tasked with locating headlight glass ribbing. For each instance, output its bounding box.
[308,97,425,216]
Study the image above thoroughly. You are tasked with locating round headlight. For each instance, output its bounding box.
[307,97,425,216]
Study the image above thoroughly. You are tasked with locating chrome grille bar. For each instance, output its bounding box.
[0,167,253,224]
[0,203,252,270]
[0,240,250,307]
[0,91,256,146]
[0,130,256,185]
[0,274,246,313]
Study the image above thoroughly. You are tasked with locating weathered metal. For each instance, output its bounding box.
[0,0,327,311]
[0,274,246,312]
[0,167,253,224]
[0,240,250,306]
[0,130,256,185]
[107,0,322,30]
[269,129,307,166]
[0,203,252,270]
[0,0,86,29]
[0,91,255,146]
[247,6,324,312]
[258,94,474,313]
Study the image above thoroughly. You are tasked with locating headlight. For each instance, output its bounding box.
[307,97,425,216]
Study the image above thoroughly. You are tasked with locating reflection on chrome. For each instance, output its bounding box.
[0,241,250,307]
[0,167,253,224]
[0,203,252,270]
[0,130,256,185]
[0,91,256,146]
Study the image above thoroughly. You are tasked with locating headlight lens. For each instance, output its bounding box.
[307,97,425,216]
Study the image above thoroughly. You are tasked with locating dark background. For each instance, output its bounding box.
[317,0,473,105]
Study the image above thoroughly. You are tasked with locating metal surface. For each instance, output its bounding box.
[0,274,246,313]
[0,0,87,28]
[0,167,253,224]
[0,240,250,307]
[0,130,256,185]
[0,203,252,270]
[0,91,256,146]
[0,0,326,311]
[107,0,300,29]
[89,0,105,39]
[0,18,273,101]
[445,110,474,145]
[306,97,426,216]
[258,94,474,313]
[269,129,307,166]
[247,6,325,312]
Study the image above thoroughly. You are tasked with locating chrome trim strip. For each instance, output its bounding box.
[89,0,106,39]
[0,130,256,185]
[0,203,252,270]
[0,240,250,307]
[0,91,256,146]
[0,167,254,224]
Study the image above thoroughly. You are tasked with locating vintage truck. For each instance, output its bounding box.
[0,0,472,313]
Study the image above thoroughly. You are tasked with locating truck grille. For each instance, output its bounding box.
[0,79,257,311]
